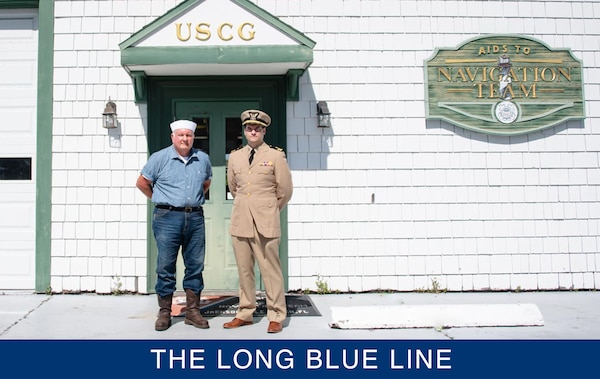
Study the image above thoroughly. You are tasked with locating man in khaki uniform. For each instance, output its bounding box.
[223,109,293,334]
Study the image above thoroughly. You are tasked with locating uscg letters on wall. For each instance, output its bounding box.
[424,35,584,136]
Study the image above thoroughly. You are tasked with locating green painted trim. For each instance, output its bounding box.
[119,0,202,49]
[119,0,314,106]
[0,0,38,8]
[231,0,316,48]
[121,45,313,67]
[119,0,315,50]
[131,71,147,103]
[35,0,53,292]
[286,69,303,101]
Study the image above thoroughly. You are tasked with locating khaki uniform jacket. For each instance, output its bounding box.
[227,143,293,238]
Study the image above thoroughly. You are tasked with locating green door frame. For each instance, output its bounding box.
[144,76,289,293]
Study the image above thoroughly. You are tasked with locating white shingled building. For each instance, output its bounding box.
[0,0,598,294]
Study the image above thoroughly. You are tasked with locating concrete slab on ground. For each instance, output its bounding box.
[1,291,599,340]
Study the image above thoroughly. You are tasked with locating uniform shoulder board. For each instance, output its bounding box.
[269,145,285,152]
[230,145,244,153]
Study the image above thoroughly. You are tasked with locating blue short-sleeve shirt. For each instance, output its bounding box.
[140,145,212,207]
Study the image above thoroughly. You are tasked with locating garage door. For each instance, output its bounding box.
[0,10,38,290]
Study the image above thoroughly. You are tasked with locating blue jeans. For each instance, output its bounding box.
[152,208,206,297]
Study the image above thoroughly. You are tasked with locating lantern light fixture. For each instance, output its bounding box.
[102,99,118,129]
[316,101,331,128]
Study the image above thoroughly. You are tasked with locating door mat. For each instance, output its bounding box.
[329,303,544,329]
[172,294,321,317]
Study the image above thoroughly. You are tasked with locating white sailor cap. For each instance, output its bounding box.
[170,120,196,132]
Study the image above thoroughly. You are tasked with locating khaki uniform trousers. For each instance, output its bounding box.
[232,226,286,324]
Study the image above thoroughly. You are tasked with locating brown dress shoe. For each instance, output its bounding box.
[223,318,253,329]
[267,321,283,333]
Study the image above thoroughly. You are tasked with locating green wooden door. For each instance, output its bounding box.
[173,101,259,291]
[145,76,288,293]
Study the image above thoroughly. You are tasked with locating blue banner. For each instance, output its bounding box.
[0,339,596,378]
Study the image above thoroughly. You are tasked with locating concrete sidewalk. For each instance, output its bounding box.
[1,291,599,340]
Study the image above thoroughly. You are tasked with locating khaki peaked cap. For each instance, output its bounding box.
[241,109,271,127]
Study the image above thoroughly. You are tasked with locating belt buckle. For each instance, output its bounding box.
[184,206,193,212]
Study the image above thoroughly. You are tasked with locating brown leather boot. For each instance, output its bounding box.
[155,294,172,331]
[184,289,209,329]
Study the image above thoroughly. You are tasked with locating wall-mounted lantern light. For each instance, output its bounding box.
[317,101,331,128]
[102,99,118,129]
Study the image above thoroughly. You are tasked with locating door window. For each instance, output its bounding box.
[192,117,209,153]
[191,116,243,200]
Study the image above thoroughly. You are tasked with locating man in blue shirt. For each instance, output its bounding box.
[136,119,212,331]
